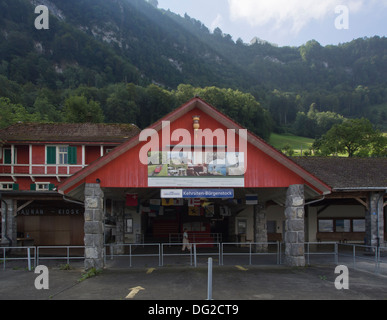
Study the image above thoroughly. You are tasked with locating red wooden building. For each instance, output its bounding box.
[57,97,333,269]
[1,98,385,270]
[0,123,140,246]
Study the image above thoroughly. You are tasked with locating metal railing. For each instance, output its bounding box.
[304,242,338,266]
[0,246,84,270]
[105,243,161,267]
[168,233,222,244]
[377,247,387,275]
[337,243,380,274]
[0,246,36,270]
[106,241,282,268]
[222,242,281,266]
[161,243,197,267]
[1,242,386,274]
[36,246,85,266]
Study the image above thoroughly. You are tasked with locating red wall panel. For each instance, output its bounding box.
[84,107,307,189]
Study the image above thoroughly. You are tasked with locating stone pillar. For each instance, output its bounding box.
[366,192,385,248]
[1,199,16,246]
[254,205,268,252]
[284,185,305,267]
[84,183,104,270]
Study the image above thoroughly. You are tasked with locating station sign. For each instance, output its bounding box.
[161,189,234,199]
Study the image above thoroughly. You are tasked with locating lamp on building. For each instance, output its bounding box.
[193,115,200,132]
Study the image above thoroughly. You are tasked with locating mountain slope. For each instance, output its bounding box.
[0,0,387,131]
[2,0,387,92]
[46,0,256,89]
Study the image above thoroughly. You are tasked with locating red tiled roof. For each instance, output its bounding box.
[292,157,387,190]
[0,123,141,143]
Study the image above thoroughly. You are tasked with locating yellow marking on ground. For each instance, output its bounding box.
[126,286,145,299]
[235,265,248,271]
[146,268,156,274]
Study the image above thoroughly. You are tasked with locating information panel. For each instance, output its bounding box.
[148,151,245,187]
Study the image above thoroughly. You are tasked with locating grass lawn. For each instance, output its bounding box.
[269,133,315,156]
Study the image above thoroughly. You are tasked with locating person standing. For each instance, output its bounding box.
[182,228,191,252]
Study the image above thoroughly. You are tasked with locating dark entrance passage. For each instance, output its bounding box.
[142,199,230,245]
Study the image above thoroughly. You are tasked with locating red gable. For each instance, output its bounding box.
[58,98,331,196]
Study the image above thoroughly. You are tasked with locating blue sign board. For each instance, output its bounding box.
[182,189,234,199]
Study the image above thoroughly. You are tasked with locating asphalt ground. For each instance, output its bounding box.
[0,263,386,302]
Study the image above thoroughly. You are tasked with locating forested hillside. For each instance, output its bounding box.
[0,0,387,141]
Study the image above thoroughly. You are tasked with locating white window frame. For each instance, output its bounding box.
[34,182,51,191]
[57,146,69,165]
[0,182,14,190]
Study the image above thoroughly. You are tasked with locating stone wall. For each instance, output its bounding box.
[284,185,305,267]
[84,183,104,270]
[366,192,385,248]
[1,199,16,246]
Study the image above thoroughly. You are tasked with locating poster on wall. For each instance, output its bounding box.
[148,151,245,187]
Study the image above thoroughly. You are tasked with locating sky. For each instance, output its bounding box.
[157,0,387,47]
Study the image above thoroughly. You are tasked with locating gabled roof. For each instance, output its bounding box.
[58,97,331,195]
[0,123,140,144]
[293,157,387,191]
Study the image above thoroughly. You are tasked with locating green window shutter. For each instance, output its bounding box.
[46,146,56,164]
[30,184,36,191]
[4,149,11,164]
[49,183,55,191]
[12,184,19,190]
[68,146,77,164]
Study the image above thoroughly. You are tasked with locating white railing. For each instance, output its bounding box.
[0,163,86,177]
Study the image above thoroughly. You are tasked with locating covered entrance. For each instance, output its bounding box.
[100,186,323,246]
[58,98,331,270]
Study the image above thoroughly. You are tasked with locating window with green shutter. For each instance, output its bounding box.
[3,149,16,164]
[4,149,11,164]
[68,146,77,164]
[46,146,56,164]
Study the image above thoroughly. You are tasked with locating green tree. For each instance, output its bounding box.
[0,97,40,128]
[105,83,139,124]
[281,144,295,156]
[34,96,63,122]
[63,95,104,123]
[314,118,385,157]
